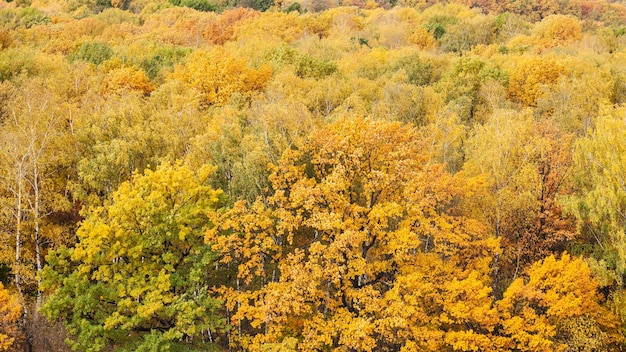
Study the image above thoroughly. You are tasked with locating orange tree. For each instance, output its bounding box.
[206,117,501,351]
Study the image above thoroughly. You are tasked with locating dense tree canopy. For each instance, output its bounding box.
[1,0,626,349]
[207,118,500,350]
[41,163,224,351]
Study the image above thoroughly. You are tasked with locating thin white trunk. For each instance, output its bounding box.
[33,161,42,307]
[14,161,26,301]
[15,176,23,298]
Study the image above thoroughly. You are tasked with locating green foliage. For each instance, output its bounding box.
[427,22,446,39]
[169,0,217,12]
[139,46,192,80]
[250,0,274,11]
[0,9,17,27]
[439,57,508,123]
[264,45,297,67]
[184,0,217,11]
[18,7,50,28]
[397,54,438,86]
[426,14,458,40]
[41,163,224,352]
[614,27,626,37]
[65,0,112,14]
[284,2,301,13]
[440,16,497,53]
[6,1,626,351]
[265,43,337,80]
[69,42,114,65]
[494,12,530,42]
[0,48,38,81]
[293,53,337,79]
[0,7,50,28]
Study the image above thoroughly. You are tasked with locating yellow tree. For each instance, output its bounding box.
[0,79,75,301]
[563,104,626,322]
[0,78,76,351]
[462,110,576,296]
[207,117,500,351]
[537,58,613,135]
[172,48,272,109]
[506,55,567,107]
[498,254,623,351]
[533,15,582,49]
[100,65,154,96]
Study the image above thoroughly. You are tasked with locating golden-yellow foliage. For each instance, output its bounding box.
[101,66,154,95]
[0,283,21,352]
[173,48,272,107]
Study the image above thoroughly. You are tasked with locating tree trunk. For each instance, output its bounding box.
[33,161,43,307]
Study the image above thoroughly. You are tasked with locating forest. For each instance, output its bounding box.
[1,0,626,350]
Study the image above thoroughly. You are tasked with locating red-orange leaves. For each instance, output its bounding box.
[203,8,260,45]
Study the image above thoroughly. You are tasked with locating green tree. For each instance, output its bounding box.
[41,163,224,352]
[69,42,114,66]
[438,57,508,124]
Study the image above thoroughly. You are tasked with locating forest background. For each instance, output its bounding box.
[2,0,626,350]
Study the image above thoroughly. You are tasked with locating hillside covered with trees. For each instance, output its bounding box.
[2,0,626,350]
